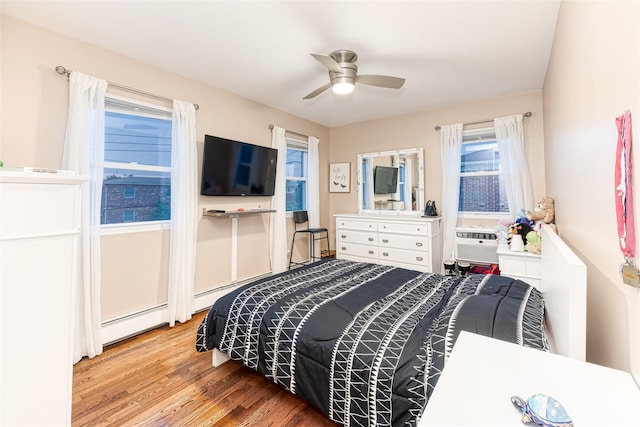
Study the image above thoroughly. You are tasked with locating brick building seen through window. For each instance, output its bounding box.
[102,176,170,224]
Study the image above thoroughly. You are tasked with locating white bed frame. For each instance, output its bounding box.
[211,224,587,366]
[538,224,587,360]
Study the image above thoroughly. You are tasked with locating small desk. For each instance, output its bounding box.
[202,209,275,281]
[420,331,640,426]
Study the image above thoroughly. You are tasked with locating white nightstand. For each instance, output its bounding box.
[497,243,541,287]
[419,331,640,426]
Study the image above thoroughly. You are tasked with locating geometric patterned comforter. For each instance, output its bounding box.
[196,259,547,427]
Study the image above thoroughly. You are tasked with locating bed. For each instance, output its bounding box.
[195,225,586,427]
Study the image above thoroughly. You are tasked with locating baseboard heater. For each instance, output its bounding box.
[454,227,499,265]
[101,272,272,345]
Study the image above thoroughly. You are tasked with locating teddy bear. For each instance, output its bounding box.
[526,197,555,225]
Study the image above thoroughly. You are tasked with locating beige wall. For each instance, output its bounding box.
[0,15,330,320]
[4,1,639,382]
[543,0,640,379]
[328,91,547,231]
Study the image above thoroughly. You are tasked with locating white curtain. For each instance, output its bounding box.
[440,123,464,266]
[403,157,413,211]
[307,136,320,227]
[364,158,375,209]
[495,114,534,216]
[269,126,288,273]
[307,136,321,255]
[62,71,107,363]
[167,100,198,327]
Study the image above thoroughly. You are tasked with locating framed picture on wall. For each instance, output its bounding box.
[329,162,350,193]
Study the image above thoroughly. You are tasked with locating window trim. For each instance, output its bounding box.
[285,138,309,213]
[458,127,509,218]
[101,94,173,232]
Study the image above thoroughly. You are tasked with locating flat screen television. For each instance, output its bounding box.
[200,135,278,196]
[373,165,399,194]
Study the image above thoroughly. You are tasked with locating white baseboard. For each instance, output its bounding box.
[101,272,271,345]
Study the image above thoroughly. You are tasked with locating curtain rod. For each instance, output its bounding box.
[269,124,311,140]
[55,65,199,110]
[434,111,531,131]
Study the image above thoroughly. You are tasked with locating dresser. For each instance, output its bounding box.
[497,243,542,287]
[334,214,441,272]
[0,170,86,426]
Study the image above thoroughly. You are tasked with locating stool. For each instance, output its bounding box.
[288,210,330,270]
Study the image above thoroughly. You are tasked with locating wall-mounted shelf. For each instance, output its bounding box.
[203,208,276,218]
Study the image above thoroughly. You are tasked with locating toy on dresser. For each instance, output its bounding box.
[526,196,557,232]
[497,197,556,254]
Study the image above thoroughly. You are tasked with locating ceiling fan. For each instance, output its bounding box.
[303,49,406,100]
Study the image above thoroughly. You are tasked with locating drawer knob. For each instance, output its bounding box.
[382,239,389,243]
[368,250,374,255]
[341,247,347,251]
[341,235,346,239]
[416,242,423,247]
[368,237,374,241]
[382,252,389,257]
[416,256,424,261]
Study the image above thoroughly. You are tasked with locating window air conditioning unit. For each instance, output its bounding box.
[455,227,499,265]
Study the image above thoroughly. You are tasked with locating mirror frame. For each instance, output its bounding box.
[357,147,425,216]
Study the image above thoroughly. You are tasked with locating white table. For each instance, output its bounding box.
[420,331,640,426]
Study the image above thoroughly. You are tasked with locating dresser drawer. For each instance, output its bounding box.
[0,182,79,239]
[337,242,378,259]
[336,218,378,232]
[499,255,542,278]
[378,220,433,236]
[337,229,377,246]
[379,247,431,268]
[379,234,430,252]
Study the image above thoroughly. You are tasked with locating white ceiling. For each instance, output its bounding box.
[1,0,560,127]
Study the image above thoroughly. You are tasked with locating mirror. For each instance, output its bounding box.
[357,148,424,215]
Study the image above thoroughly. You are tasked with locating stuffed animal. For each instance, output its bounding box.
[495,219,512,244]
[525,230,542,254]
[526,197,555,225]
[508,221,531,242]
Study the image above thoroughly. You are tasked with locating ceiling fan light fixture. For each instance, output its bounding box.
[332,81,355,95]
[303,49,404,100]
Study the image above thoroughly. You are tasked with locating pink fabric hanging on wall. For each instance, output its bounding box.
[615,110,635,259]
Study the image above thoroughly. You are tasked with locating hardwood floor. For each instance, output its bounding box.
[72,310,337,427]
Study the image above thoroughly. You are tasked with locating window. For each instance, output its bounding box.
[101,96,173,226]
[124,186,135,198]
[458,129,509,216]
[123,209,136,223]
[285,140,308,212]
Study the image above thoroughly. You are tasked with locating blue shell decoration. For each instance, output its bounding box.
[511,394,573,427]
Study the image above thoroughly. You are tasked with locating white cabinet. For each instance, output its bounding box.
[420,331,640,427]
[497,243,541,287]
[335,214,441,272]
[0,171,86,426]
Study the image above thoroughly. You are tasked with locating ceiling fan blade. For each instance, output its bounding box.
[356,75,405,89]
[303,83,331,100]
[311,53,343,73]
